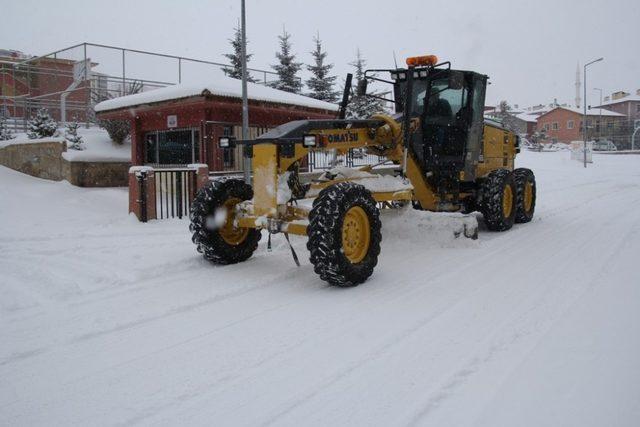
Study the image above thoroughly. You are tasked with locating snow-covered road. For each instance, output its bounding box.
[1,151,639,426]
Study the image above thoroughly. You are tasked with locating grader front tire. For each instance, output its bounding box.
[307,182,382,287]
[514,168,536,223]
[189,179,261,265]
[480,169,517,232]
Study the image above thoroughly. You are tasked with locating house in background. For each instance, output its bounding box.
[594,90,640,120]
[535,106,625,144]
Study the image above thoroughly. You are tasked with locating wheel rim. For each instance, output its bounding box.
[502,185,513,218]
[341,206,371,264]
[524,181,533,212]
[219,197,249,245]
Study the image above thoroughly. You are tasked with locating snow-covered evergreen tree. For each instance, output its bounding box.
[0,115,15,141]
[346,49,385,119]
[306,33,339,102]
[65,120,84,150]
[222,24,257,82]
[97,80,143,144]
[27,108,58,139]
[270,28,303,94]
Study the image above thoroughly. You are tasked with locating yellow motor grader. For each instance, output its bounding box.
[189,55,536,286]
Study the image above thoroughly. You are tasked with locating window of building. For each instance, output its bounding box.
[636,104,640,113]
[144,128,200,165]
[607,121,613,129]
[567,120,574,129]
[543,123,550,131]
[552,122,559,130]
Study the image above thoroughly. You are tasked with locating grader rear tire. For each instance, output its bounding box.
[189,179,261,264]
[307,182,382,287]
[514,168,536,223]
[480,169,517,231]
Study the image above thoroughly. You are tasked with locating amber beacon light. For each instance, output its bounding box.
[406,55,438,67]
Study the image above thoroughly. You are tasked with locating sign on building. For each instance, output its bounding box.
[167,115,177,128]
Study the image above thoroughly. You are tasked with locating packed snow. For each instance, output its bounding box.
[94,76,339,113]
[1,150,639,426]
[2,127,131,163]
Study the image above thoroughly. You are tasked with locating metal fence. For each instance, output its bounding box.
[1,42,286,131]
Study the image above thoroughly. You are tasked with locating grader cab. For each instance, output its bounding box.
[189,55,537,287]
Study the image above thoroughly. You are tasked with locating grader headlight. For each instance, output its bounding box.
[406,55,438,67]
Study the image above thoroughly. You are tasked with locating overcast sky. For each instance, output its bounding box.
[2,0,638,108]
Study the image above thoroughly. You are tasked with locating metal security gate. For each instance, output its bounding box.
[154,169,197,219]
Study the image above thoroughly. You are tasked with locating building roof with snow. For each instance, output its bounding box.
[537,106,625,119]
[593,92,640,107]
[515,112,539,123]
[94,77,339,113]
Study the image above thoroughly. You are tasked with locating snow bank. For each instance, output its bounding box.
[3,127,131,163]
[61,127,131,163]
[0,136,65,149]
[95,76,339,113]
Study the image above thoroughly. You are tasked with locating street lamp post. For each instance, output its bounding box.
[583,57,603,168]
[593,87,602,140]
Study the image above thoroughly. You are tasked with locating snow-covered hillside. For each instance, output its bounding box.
[1,151,639,426]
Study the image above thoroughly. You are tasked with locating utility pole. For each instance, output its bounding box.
[583,57,603,168]
[241,0,250,184]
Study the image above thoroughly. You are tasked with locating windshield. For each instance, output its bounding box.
[394,76,467,120]
[425,77,467,122]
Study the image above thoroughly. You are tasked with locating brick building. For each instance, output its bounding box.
[595,90,640,120]
[593,90,640,149]
[1,49,95,121]
[94,78,338,171]
[535,106,625,144]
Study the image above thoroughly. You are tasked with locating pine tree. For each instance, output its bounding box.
[27,108,58,139]
[306,33,339,102]
[0,115,15,141]
[346,49,385,119]
[65,120,84,150]
[97,80,143,144]
[270,28,303,93]
[222,24,257,82]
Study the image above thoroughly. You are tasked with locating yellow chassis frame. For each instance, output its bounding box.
[232,113,516,237]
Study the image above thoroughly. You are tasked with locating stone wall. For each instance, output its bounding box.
[62,160,130,187]
[0,139,130,187]
[0,139,66,180]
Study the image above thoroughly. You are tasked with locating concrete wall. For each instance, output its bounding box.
[0,139,130,186]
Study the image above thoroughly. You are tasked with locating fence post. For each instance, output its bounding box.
[190,163,210,194]
[129,166,156,222]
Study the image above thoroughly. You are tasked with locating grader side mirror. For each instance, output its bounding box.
[356,79,368,96]
[448,71,464,90]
